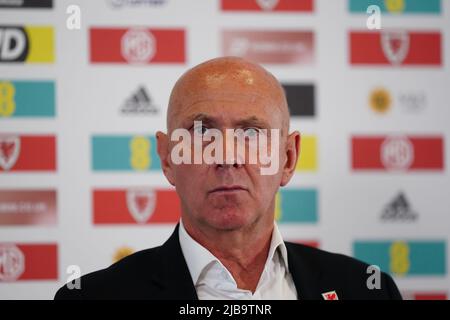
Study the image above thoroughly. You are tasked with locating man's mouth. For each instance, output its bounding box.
[209,185,248,194]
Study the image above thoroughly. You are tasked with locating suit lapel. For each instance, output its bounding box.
[285,242,323,300]
[151,224,198,300]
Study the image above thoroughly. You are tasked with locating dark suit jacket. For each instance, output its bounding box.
[55,225,402,300]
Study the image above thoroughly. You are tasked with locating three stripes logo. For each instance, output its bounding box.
[121,86,158,115]
[381,192,418,222]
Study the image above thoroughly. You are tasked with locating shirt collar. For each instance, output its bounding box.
[179,219,219,284]
[266,222,290,272]
[178,219,290,285]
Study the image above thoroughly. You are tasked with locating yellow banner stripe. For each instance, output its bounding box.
[25,26,54,63]
[296,135,318,171]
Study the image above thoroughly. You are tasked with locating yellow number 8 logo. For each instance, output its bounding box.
[385,0,405,13]
[390,241,410,276]
[0,81,16,117]
[130,136,151,170]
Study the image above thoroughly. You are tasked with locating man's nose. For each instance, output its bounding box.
[216,132,244,169]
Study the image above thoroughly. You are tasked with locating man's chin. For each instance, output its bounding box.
[205,210,253,231]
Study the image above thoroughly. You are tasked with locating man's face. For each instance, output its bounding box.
[169,88,285,231]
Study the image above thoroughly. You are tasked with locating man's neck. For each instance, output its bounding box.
[182,217,274,292]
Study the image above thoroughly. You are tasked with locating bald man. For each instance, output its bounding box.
[55,57,402,300]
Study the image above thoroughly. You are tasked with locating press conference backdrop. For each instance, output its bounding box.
[0,0,449,300]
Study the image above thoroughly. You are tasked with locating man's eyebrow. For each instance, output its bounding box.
[184,113,219,126]
[235,116,270,128]
[183,114,272,129]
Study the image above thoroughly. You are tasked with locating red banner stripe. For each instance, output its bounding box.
[90,28,185,63]
[352,136,444,170]
[414,293,447,300]
[221,0,313,11]
[0,136,56,172]
[93,189,181,224]
[350,31,441,65]
[0,244,58,281]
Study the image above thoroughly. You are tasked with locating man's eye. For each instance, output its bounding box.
[193,126,209,135]
[244,127,260,137]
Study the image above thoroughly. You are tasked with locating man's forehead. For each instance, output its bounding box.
[203,68,258,88]
[174,94,281,126]
[171,58,285,104]
[177,71,282,101]
[180,91,279,110]
[167,57,289,132]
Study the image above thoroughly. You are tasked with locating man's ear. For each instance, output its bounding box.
[156,131,176,186]
[280,131,301,187]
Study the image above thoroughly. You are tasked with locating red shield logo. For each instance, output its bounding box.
[0,136,20,171]
[381,30,410,65]
[126,188,156,224]
[322,290,339,300]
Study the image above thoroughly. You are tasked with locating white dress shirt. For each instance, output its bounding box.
[178,220,298,300]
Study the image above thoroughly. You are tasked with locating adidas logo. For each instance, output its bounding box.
[121,86,158,115]
[381,192,418,222]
